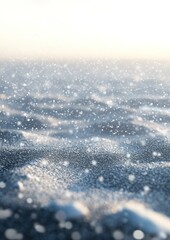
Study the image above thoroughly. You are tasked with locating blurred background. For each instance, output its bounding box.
[0,0,170,60]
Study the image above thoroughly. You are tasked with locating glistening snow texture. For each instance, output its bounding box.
[0,60,170,239]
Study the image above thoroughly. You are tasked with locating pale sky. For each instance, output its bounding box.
[0,0,170,60]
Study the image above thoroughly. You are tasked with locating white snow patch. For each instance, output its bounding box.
[0,209,12,219]
[106,201,170,237]
[54,201,89,221]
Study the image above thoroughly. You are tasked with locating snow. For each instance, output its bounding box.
[104,201,170,236]
[0,60,170,239]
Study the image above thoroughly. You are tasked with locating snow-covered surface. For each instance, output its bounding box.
[104,201,170,237]
[0,60,170,239]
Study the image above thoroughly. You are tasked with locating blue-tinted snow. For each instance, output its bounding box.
[0,60,170,239]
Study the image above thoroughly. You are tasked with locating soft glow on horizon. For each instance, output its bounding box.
[0,0,170,60]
